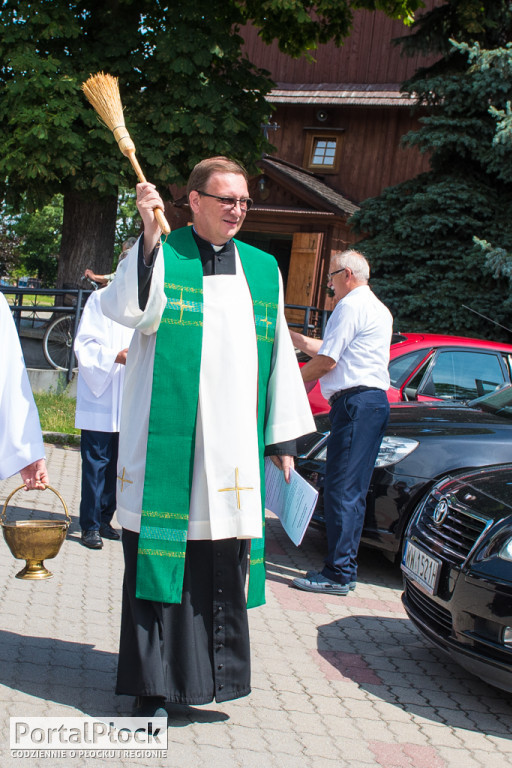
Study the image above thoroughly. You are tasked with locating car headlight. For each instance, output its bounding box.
[498,538,512,561]
[374,436,419,467]
[313,445,328,461]
[313,435,419,467]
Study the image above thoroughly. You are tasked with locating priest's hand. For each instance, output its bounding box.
[20,459,49,490]
[269,454,294,484]
[136,182,165,261]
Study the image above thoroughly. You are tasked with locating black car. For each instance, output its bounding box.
[296,385,512,560]
[401,464,512,693]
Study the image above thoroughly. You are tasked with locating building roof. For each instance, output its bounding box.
[259,156,359,217]
[267,83,416,107]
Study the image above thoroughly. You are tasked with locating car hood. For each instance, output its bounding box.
[436,464,512,519]
[312,401,512,438]
[386,401,512,439]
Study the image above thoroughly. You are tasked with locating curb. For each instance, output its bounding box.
[43,431,81,447]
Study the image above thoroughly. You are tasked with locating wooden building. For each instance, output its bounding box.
[168,2,440,316]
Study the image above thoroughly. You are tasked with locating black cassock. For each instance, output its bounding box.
[116,530,251,704]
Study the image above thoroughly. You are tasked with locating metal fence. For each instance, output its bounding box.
[2,286,331,383]
[1,286,92,382]
[285,303,331,337]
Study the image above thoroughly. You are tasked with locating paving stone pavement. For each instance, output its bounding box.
[1,443,511,768]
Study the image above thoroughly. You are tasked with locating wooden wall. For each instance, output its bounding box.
[164,2,446,315]
[242,1,442,85]
[269,104,429,203]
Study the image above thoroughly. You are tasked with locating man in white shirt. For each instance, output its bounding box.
[74,289,133,549]
[0,293,49,489]
[290,250,392,595]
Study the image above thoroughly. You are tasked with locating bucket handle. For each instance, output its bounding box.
[1,485,70,526]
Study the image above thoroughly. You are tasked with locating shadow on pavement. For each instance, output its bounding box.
[317,615,512,739]
[264,514,403,590]
[0,630,229,725]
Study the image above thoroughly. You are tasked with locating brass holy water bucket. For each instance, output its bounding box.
[1,485,70,579]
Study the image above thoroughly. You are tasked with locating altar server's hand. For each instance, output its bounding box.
[270,454,294,484]
[115,348,129,365]
[20,459,49,490]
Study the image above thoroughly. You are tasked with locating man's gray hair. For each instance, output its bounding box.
[122,236,138,250]
[332,249,370,282]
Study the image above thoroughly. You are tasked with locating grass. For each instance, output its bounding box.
[34,392,80,443]
[5,293,55,307]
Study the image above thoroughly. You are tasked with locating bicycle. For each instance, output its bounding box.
[42,277,98,371]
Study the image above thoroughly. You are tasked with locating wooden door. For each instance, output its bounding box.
[284,232,323,330]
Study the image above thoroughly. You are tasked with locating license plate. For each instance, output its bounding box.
[401,540,441,595]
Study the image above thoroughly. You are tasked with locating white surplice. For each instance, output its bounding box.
[100,237,315,538]
[0,293,45,479]
[74,289,134,433]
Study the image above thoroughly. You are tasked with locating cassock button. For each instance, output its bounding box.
[216,626,223,633]
[217,588,223,594]
[218,684,224,690]
[216,551,222,557]
[217,606,223,613]
[216,571,222,577]
[217,664,224,670]
[217,644,224,651]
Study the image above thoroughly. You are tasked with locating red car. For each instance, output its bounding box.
[302,332,512,414]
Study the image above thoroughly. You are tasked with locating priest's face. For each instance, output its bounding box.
[189,171,249,245]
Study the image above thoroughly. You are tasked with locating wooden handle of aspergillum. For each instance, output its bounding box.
[113,127,171,236]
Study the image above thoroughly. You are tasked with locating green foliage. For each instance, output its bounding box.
[7,196,62,286]
[0,0,423,286]
[396,0,511,58]
[466,41,512,287]
[0,0,424,208]
[242,0,423,55]
[352,172,512,339]
[350,1,512,340]
[0,215,22,278]
[0,1,272,209]
[115,188,139,254]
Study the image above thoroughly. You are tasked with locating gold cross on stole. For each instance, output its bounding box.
[218,467,254,509]
[262,305,272,339]
[117,467,133,492]
[169,289,188,323]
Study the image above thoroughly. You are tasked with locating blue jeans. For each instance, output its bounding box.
[79,429,119,532]
[321,389,389,585]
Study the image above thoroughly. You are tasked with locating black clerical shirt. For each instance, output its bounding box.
[137,229,236,309]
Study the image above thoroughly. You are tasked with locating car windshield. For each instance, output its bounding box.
[388,349,430,388]
[469,385,512,416]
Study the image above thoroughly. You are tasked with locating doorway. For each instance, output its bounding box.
[236,231,293,288]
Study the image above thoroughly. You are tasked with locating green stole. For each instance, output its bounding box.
[136,226,278,608]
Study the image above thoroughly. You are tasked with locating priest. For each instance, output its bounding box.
[0,292,48,489]
[101,156,315,720]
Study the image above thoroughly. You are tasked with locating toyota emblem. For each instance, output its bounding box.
[433,497,449,525]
